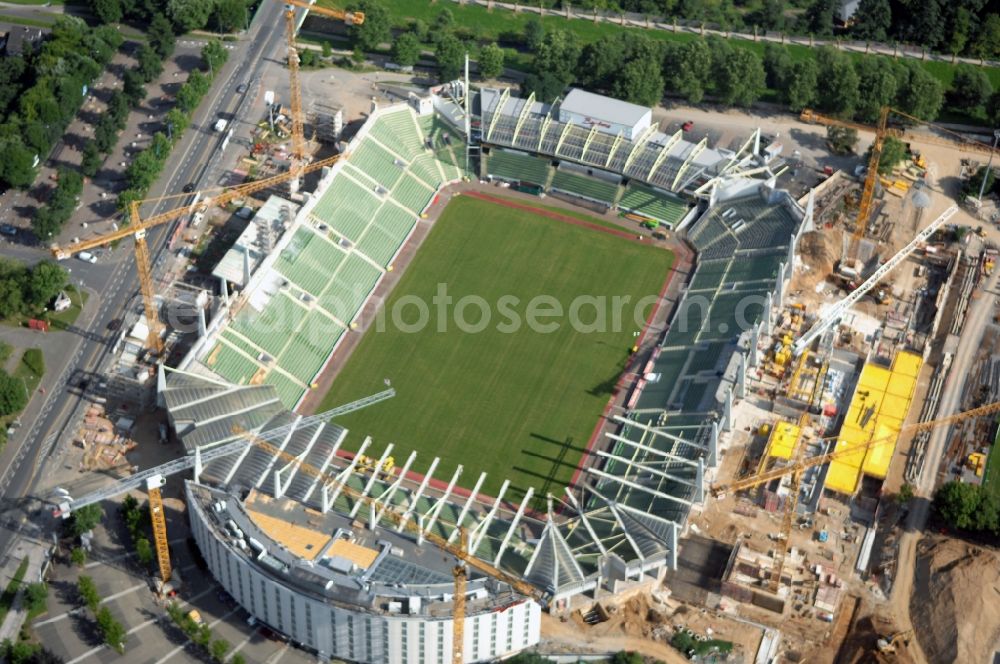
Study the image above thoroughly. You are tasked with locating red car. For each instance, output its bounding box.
[681,121,694,132]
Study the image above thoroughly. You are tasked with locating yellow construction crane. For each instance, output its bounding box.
[50,152,347,353]
[713,398,1000,593]
[453,528,468,664]
[714,397,1000,498]
[277,0,364,165]
[800,106,1000,267]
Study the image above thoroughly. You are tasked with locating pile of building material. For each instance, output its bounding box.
[77,405,136,470]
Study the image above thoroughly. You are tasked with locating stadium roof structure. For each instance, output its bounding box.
[559,88,652,129]
[184,104,466,408]
[162,364,697,602]
[212,196,299,288]
[478,87,764,195]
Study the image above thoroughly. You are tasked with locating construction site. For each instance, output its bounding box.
[26,4,1000,662]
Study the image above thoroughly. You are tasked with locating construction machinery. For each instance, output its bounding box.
[711,398,1000,594]
[713,395,1000,499]
[54,388,395,583]
[277,0,363,167]
[801,107,999,272]
[453,528,469,664]
[50,152,347,354]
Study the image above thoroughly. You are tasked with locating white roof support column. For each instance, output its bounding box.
[424,465,463,537]
[605,131,624,168]
[555,121,574,156]
[194,446,203,482]
[447,472,487,543]
[709,420,719,468]
[397,456,440,531]
[351,443,394,518]
[596,450,698,492]
[493,487,534,566]
[672,137,707,191]
[648,129,682,179]
[373,450,417,528]
[469,479,510,555]
[603,499,644,564]
[301,428,346,503]
[616,502,680,571]
[612,415,708,453]
[563,487,606,555]
[587,467,694,507]
[623,125,656,173]
[511,92,536,144]
[605,432,700,468]
[749,323,760,368]
[324,437,371,514]
[581,125,599,161]
[695,457,705,504]
[254,415,301,488]
[736,352,746,400]
[537,114,553,152]
[274,423,325,498]
[724,389,733,433]
[486,87,510,142]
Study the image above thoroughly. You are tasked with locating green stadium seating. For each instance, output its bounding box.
[208,342,261,385]
[393,174,435,214]
[231,292,306,359]
[550,170,618,204]
[619,184,688,226]
[351,140,406,190]
[278,309,342,383]
[275,228,347,296]
[487,150,550,186]
[264,370,307,410]
[320,253,382,323]
[371,109,425,158]
[409,153,445,188]
[357,223,402,267]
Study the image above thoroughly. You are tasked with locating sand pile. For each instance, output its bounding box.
[909,536,1000,664]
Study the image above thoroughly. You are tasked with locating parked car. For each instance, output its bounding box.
[236,83,247,94]
[183,183,195,193]
[76,251,97,264]
[0,224,16,236]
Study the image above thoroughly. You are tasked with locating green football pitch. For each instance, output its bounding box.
[318,196,673,501]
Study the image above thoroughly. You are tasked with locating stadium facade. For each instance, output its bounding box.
[168,86,813,663]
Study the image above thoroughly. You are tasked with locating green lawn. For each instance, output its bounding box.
[328,0,1000,125]
[319,196,671,500]
[14,348,44,395]
[983,427,1000,501]
[0,558,28,626]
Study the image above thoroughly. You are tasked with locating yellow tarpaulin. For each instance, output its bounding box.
[826,351,922,493]
[767,421,800,460]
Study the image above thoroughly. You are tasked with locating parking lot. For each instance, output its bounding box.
[32,499,319,664]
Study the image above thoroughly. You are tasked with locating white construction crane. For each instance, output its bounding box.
[54,388,395,582]
[793,205,958,355]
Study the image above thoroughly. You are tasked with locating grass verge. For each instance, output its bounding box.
[0,558,29,626]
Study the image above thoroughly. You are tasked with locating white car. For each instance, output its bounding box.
[77,251,97,264]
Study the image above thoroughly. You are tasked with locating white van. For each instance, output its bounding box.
[77,251,97,264]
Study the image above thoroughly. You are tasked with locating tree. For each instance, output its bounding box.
[148,13,176,60]
[815,47,859,117]
[209,638,231,662]
[478,43,504,80]
[611,652,643,664]
[663,40,713,104]
[168,0,212,32]
[96,606,126,653]
[613,55,664,107]
[136,44,163,82]
[961,165,996,199]
[0,372,27,417]
[321,40,332,59]
[854,57,898,123]
[803,0,838,37]
[93,0,123,24]
[521,71,567,103]
[869,135,907,175]
[850,0,891,41]
[123,69,146,106]
[135,537,154,566]
[23,582,47,616]
[762,42,792,90]
[948,7,972,57]
[27,261,66,309]
[896,482,915,504]
[935,481,986,529]
[231,655,246,664]
[212,0,247,33]
[71,547,87,567]
[77,575,100,612]
[1,141,37,189]
[971,14,1000,60]
[81,141,102,177]
[785,59,819,111]
[533,30,580,92]
[68,504,103,538]
[948,63,992,112]
[826,125,858,154]
[348,0,390,52]
[434,33,465,82]
[749,0,784,31]
[391,32,421,67]
[714,49,766,107]
[202,40,228,75]
[524,18,545,52]
[895,61,944,120]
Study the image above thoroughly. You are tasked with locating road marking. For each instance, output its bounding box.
[35,583,146,626]
[154,608,239,664]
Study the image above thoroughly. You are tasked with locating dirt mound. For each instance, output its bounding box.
[909,536,1000,664]
[794,228,841,293]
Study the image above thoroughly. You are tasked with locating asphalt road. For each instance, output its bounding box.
[0,0,288,557]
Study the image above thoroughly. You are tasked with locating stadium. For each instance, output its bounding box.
[166,83,808,663]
